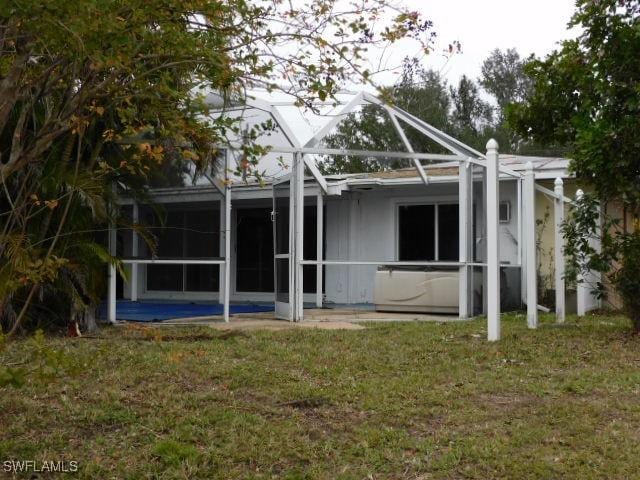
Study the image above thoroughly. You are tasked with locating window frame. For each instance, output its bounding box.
[394,199,459,262]
[144,203,221,294]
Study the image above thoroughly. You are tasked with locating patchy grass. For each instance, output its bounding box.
[1,314,640,479]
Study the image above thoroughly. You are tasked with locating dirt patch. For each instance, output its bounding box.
[103,325,250,342]
[277,397,332,409]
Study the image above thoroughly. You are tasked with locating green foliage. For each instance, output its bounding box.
[0,329,87,388]
[320,58,495,174]
[320,58,452,173]
[480,48,533,123]
[449,74,493,147]
[509,0,640,329]
[479,48,562,155]
[320,48,567,174]
[564,193,640,329]
[0,1,431,335]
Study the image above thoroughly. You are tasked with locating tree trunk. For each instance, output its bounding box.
[80,307,98,334]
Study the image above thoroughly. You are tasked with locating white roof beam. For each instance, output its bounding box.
[302,155,328,194]
[465,157,522,179]
[245,97,301,148]
[535,183,573,204]
[245,99,328,193]
[264,146,465,162]
[304,92,365,148]
[204,172,226,197]
[391,107,473,158]
[384,106,429,186]
[362,91,484,158]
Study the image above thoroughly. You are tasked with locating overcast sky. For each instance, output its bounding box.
[370,0,577,86]
[250,0,579,168]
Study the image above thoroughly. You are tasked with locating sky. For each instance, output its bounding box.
[369,0,577,87]
[249,0,579,174]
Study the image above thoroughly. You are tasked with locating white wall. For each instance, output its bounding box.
[119,178,521,306]
[323,179,520,305]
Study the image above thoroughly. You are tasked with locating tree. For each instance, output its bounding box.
[480,48,532,123]
[320,55,526,174]
[0,1,432,336]
[449,75,493,151]
[508,0,640,331]
[479,48,533,152]
[320,57,451,173]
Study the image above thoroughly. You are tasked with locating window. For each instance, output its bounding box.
[235,205,322,294]
[397,203,459,261]
[499,201,511,223]
[438,204,459,261]
[398,205,435,261]
[145,205,220,292]
[236,208,274,292]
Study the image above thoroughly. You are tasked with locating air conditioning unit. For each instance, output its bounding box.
[374,267,459,314]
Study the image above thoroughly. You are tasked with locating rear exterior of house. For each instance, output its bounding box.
[116,155,577,315]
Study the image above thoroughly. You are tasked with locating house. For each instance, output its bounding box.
[107,92,600,339]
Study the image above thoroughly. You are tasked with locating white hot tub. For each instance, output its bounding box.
[374,267,459,314]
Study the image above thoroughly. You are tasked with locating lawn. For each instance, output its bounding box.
[1,313,639,479]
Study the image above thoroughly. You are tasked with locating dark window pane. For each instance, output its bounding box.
[303,265,317,294]
[438,204,459,261]
[185,209,219,258]
[147,265,183,291]
[274,181,290,254]
[153,210,184,257]
[186,265,219,292]
[303,205,317,260]
[303,205,317,293]
[398,205,435,261]
[236,208,274,292]
[473,203,478,262]
[142,204,220,292]
[276,258,289,302]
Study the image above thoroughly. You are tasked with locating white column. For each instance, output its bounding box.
[524,162,538,328]
[517,178,525,303]
[316,193,323,308]
[458,159,472,318]
[107,216,117,323]
[575,189,587,317]
[481,168,488,314]
[223,152,231,323]
[131,202,139,302]
[486,139,500,341]
[295,153,305,321]
[554,178,565,323]
[218,198,225,305]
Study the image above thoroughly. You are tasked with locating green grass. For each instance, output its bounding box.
[1,314,640,479]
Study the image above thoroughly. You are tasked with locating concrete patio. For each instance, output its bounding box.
[119,308,462,331]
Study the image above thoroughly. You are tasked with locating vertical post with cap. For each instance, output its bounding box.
[575,189,587,316]
[554,178,565,323]
[486,139,500,341]
[524,162,538,328]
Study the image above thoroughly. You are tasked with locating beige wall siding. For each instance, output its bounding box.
[535,179,581,297]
